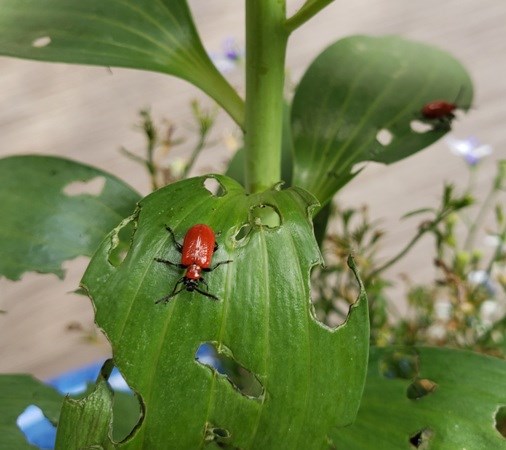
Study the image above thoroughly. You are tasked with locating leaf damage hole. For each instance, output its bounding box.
[409,427,434,448]
[196,342,264,399]
[204,177,226,197]
[250,204,281,229]
[204,422,242,448]
[379,349,419,380]
[232,223,251,246]
[107,213,138,267]
[410,120,433,134]
[310,257,365,330]
[376,128,393,146]
[63,176,106,197]
[32,36,51,48]
[407,378,438,400]
[17,405,56,449]
[495,405,506,438]
[310,264,361,329]
[98,359,145,444]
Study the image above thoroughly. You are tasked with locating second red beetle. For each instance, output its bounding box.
[155,224,231,303]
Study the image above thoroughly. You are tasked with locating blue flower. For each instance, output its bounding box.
[210,38,243,74]
[445,135,492,166]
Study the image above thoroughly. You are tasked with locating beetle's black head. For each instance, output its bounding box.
[183,278,199,292]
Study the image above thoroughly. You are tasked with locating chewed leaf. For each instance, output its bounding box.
[291,35,473,205]
[80,175,369,449]
[331,347,506,449]
[0,0,243,123]
[0,155,140,280]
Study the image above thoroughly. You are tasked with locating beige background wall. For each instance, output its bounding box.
[0,0,505,378]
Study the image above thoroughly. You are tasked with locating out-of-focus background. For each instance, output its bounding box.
[0,0,505,378]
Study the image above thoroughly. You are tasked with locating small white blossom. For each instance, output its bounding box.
[480,299,500,326]
[434,300,452,322]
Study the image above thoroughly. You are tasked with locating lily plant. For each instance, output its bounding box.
[0,1,505,449]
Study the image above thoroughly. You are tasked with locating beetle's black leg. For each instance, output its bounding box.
[156,278,185,304]
[154,257,185,269]
[194,286,219,301]
[165,226,183,252]
[203,259,233,272]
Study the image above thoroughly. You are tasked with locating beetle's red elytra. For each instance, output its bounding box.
[420,88,469,131]
[421,100,457,120]
[155,224,232,303]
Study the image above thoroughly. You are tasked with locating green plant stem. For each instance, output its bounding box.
[285,0,333,34]
[182,134,207,179]
[370,210,454,278]
[464,183,499,251]
[189,59,245,130]
[244,0,288,193]
[485,225,506,274]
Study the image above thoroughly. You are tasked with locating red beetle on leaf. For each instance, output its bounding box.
[155,224,232,303]
[420,88,469,131]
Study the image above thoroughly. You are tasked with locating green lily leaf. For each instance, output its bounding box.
[291,35,473,205]
[55,361,115,450]
[0,155,140,280]
[0,0,244,124]
[331,347,506,449]
[0,374,63,449]
[79,175,369,449]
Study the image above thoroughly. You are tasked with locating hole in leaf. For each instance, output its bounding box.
[410,120,433,133]
[407,378,438,400]
[376,128,393,146]
[63,176,106,197]
[204,177,226,197]
[379,349,419,379]
[99,360,144,443]
[204,422,230,443]
[32,36,51,48]
[495,406,506,438]
[107,214,137,267]
[310,266,360,329]
[409,428,434,448]
[17,405,57,449]
[232,223,251,245]
[196,342,264,399]
[250,204,281,228]
[112,390,143,442]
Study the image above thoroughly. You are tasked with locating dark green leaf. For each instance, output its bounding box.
[331,347,506,449]
[291,35,473,205]
[0,0,244,124]
[0,155,140,280]
[0,374,63,449]
[81,175,369,449]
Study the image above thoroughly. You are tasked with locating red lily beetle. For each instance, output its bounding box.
[155,224,232,303]
[420,88,467,131]
[421,100,457,120]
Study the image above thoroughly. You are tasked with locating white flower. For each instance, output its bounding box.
[480,299,501,326]
[434,300,452,322]
[445,135,492,166]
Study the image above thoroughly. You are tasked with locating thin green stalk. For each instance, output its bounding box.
[182,134,207,179]
[285,0,334,34]
[188,57,245,130]
[244,0,288,193]
[370,211,454,278]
